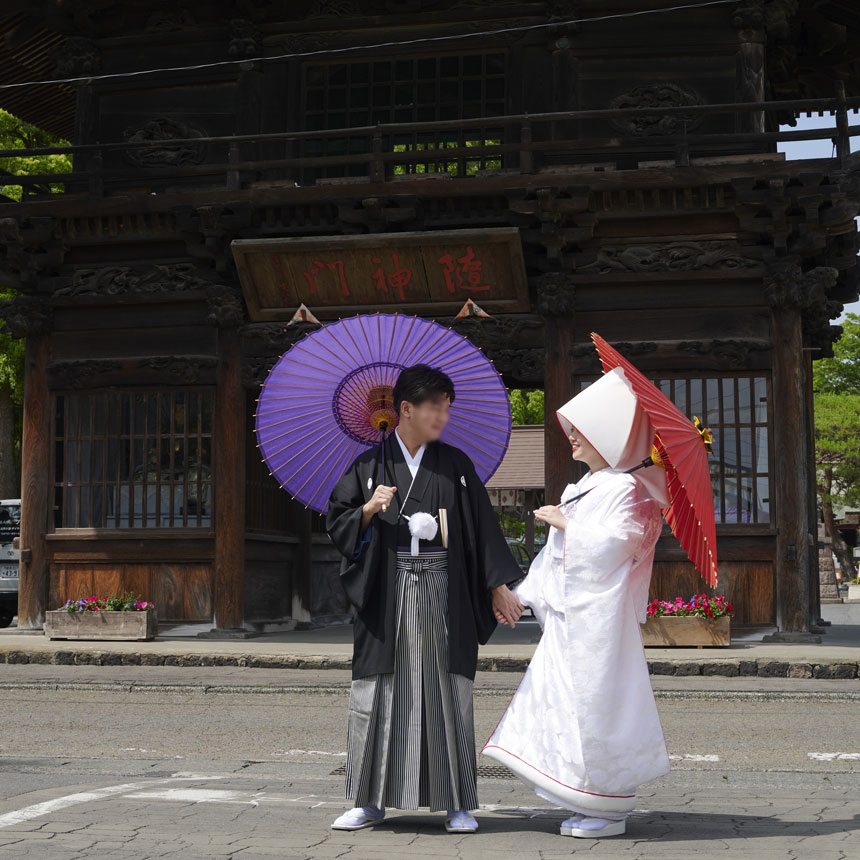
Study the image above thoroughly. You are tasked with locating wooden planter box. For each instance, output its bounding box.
[44,609,157,641]
[640,615,730,648]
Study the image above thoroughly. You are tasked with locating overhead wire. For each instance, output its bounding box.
[0,0,737,91]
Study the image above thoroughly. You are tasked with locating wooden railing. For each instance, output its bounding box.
[1,90,859,202]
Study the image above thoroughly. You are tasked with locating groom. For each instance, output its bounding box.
[326,363,524,833]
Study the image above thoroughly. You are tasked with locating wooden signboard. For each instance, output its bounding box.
[231,227,530,321]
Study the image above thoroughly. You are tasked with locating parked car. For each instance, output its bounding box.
[0,499,20,628]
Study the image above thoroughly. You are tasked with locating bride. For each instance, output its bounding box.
[482,367,672,839]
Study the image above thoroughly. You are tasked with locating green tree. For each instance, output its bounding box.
[0,110,69,494]
[0,109,72,201]
[815,394,860,581]
[813,313,860,394]
[509,389,544,425]
[813,314,860,581]
[0,289,25,497]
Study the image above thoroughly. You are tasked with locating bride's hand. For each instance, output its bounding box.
[533,505,568,531]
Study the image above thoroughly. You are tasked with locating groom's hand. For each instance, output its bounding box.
[361,484,396,530]
[492,584,524,628]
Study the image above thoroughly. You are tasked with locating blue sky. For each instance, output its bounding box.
[778,113,860,321]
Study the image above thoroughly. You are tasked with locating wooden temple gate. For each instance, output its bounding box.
[1,0,859,635]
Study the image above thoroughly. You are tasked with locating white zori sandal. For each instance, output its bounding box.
[560,816,626,838]
[331,806,386,830]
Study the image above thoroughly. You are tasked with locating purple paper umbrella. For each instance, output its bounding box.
[255,312,512,513]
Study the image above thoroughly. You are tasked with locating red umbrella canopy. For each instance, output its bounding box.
[591,332,719,587]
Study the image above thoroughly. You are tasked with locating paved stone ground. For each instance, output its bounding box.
[0,760,856,860]
[0,663,858,859]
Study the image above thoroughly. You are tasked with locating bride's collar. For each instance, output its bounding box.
[561,467,621,504]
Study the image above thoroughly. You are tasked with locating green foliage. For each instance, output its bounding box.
[813,313,860,394]
[814,392,860,509]
[392,138,501,177]
[0,109,72,201]
[0,287,26,466]
[495,510,547,546]
[496,510,524,539]
[0,110,67,472]
[0,289,24,405]
[813,315,860,509]
[509,388,544,425]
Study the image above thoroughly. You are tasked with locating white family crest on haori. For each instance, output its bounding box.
[482,368,670,819]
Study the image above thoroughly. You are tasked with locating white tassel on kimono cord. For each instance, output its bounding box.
[406,512,438,556]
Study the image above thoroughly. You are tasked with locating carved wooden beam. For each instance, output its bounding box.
[0,217,66,290]
[46,355,219,389]
[0,295,53,338]
[569,337,773,373]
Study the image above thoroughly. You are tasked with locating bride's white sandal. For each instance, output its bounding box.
[560,816,626,838]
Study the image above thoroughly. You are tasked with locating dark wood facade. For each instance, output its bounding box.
[2,0,860,633]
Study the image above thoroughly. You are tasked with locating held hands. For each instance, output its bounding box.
[492,584,525,628]
[533,504,568,531]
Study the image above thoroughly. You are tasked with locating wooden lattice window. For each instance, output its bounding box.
[578,374,771,525]
[52,389,213,529]
[655,376,771,525]
[301,51,506,179]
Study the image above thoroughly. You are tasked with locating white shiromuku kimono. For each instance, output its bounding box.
[482,466,671,819]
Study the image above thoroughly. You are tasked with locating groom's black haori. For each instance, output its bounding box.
[326,365,521,811]
[327,433,517,679]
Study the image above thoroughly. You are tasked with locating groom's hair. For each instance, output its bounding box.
[393,364,456,415]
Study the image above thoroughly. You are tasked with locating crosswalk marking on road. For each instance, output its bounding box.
[0,774,229,829]
[668,753,720,761]
[123,788,347,807]
[273,748,347,756]
[124,788,282,804]
[807,752,860,761]
[0,781,163,829]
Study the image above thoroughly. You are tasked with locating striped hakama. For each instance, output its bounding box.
[344,549,479,813]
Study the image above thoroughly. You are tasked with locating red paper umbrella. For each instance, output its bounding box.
[591,332,719,587]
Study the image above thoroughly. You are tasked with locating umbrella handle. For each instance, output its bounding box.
[380,421,388,512]
[625,456,655,474]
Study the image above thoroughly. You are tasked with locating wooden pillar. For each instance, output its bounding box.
[770,303,811,632]
[550,40,579,151]
[734,38,765,133]
[733,15,765,135]
[538,273,577,506]
[17,333,51,629]
[804,347,822,623]
[213,326,245,630]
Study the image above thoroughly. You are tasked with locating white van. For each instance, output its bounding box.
[0,498,20,627]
